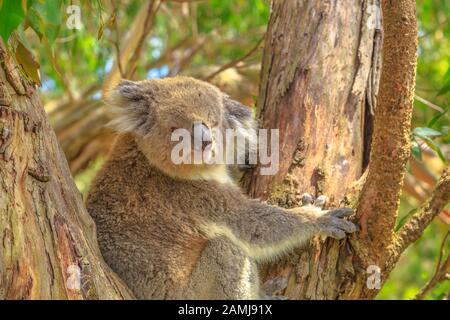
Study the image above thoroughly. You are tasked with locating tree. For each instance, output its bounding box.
[244,0,449,299]
[0,40,133,299]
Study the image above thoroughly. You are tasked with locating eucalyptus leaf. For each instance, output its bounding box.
[437,81,450,96]
[415,134,447,164]
[15,40,41,86]
[411,140,423,162]
[0,0,26,42]
[413,127,443,138]
[427,109,448,128]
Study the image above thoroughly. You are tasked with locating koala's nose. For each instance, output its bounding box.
[193,122,212,151]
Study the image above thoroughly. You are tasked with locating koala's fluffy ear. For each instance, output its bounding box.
[223,96,257,131]
[223,96,258,169]
[106,79,155,135]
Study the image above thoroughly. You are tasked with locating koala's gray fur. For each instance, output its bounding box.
[86,76,356,299]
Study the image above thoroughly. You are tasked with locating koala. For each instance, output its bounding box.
[86,76,357,300]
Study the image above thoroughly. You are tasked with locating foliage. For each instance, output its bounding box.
[380,196,450,299]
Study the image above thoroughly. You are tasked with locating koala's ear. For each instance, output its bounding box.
[223,96,256,130]
[106,79,155,135]
[223,96,258,170]
[111,79,146,101]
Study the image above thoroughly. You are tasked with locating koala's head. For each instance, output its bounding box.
[107,76,256,183]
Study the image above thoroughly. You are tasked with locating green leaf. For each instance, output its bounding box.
[437,67,450,96]
[415,134,447,164]
[44,0,61,23]
[0,0,26,42]
[15,40,41,86]
[37,0,62,45]
[437,81,450,96]
[411,139,423,162]
[97,22,104,40]
[427,109,448,128]
[443,66,450,81]
[26,7,45,40]
[413,127,443,138]
[442,126,449,136]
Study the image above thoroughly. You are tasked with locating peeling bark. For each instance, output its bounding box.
[0,41,133,299]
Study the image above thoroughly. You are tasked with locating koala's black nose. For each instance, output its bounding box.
[193,122,212,151]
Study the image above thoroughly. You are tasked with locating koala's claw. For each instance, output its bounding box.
[313,195,329,209]
[301,193,314,206]
[301,193,329,209]
[262,276,288,296]
[318,219,357,239]
[323,227,347,239]
[326,207,353,218]
[317,208,357,239]
[300,193,357,239]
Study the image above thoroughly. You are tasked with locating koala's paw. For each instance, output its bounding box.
[300,193,329,209]
[317,207,357,239]
[298,193,357,239]
[262,276,287,296]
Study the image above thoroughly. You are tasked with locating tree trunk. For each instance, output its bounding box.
[0,41,133,299]
[244,0,423,300]
[245,0,382,202]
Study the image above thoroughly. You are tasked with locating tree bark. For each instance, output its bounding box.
[352,0,419,299]
[244,0,422,300]
[244,0,382,203]
[0,41,133,299]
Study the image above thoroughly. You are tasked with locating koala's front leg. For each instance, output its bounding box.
[289,193,357,240]
[207,194,357,262]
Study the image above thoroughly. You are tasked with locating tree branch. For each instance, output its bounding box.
[414,95,445,113]
[125,0,163,79]
[415,231,449,299]
[110,1,125,78]
[102,0,161,96]
[396,169,450,255]
[356,0,418,263]
[201,36,264,81]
